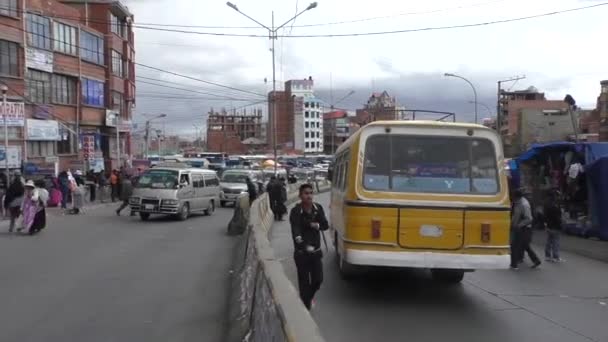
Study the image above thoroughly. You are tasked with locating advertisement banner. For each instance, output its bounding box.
[106,110,119,127]
[0,146,21,169]
[25,47,53,73]
[27,119,60,141]
[24,161,57,177]
[0,102,25,126]
[82,134,95,160]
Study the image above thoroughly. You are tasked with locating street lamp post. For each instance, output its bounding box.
[445,73,478,124]
[144,114,167,159]
[227,2,318,173]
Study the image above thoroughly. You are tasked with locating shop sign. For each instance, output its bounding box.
[90,158,105,173]
[25,47,53,73]
[118,120,132,132]
[82,134,95,160]
[27,119,60,141]
[24,161,57,177]
[106,110,119,127]
[0,102,25,126]
[0,146,21,169]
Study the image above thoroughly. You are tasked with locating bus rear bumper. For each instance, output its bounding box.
[345,249,510,270]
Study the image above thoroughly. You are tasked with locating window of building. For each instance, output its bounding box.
[0,0,17,17]
[0,39,19,77]
[0,126,21,139]
[110,13,126,38]
[316,122,320,128]
[112,91,123,114]
[81,78,105,106]
[80,31,104,65]
[305,142,309,149]
[111,50,123,77]
[305,122,309,129]
[26,13,51,50]
[26,69,51,104]
[316,131,320,138]
[52,74,76,105]
[53,22,77,55]
[27,141,56,157]
[305,102,309,108]
[305,132,309,138]
[305,111,309,118]
[57,125,76,154]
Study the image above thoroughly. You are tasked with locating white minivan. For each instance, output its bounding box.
[130,163,220,221]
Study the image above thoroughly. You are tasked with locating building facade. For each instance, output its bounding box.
[498,87,568,156]
[0,0,135,175]
[323,109,359,154]
[206,107,264,154]
[268,77,323,154]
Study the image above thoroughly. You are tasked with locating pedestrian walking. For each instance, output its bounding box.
[543,192,564,262]
[19,180,47,235]
[510,189,541,270]
[245,177,257,205]
[289,183,329,310]
[278,177,287,220]
[110,170,119,202]
[4,172,24,232]
[267,176,280,220]
[86,171,97,202]
[116,175,134,216]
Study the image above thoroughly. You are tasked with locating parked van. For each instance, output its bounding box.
[130,163,220,221]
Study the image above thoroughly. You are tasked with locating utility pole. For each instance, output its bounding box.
[227,1,318,173]
[1,86,8,180]
[496,75,526,132]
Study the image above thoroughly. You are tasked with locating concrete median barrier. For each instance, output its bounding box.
[225,189,326,342]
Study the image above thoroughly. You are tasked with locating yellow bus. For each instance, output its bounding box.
[330,121,510,283]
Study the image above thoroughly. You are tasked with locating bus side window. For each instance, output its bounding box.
[341,160,348,190]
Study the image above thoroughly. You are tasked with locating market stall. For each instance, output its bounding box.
[515,142,608,240]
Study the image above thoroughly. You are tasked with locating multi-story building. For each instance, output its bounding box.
[268,77,323,154]
[498,87,568,156]
[323,109,359,154]
[206,107,264,154]
[0,0,135,175]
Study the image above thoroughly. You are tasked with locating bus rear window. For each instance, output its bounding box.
[363,135,499,194]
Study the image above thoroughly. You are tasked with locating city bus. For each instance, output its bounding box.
[330,121,511,283]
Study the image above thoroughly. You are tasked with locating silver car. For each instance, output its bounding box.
[130,167,220,221]
[219,169,263,207]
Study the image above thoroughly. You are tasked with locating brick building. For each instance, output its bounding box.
[268,77,323,154]
[206,107,264,154]
[0,0,135,175]
[498,87,568,156]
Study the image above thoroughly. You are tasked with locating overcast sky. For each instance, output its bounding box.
[124,0,608,137]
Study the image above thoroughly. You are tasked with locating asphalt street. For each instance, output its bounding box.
[271,192,608,342]
[0,203,236,342]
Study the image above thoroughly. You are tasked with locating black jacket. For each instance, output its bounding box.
[289,202,329,255]
[543,203,562,231]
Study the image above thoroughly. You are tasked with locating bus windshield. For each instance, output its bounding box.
[136,170,179,189]
[363,135,499,194]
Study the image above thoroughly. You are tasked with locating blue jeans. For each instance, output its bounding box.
[545,230,561,259]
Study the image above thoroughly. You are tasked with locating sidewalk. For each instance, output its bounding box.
[532,231,608,264]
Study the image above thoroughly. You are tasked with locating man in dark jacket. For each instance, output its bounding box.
[116,175,134,216]
[543,192,563,262]
[267,176,281,220]
[289,183,329,310]
[245,177,257,205]
[4,173,24,232]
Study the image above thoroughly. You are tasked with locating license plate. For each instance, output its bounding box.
[144,204,154,210]
[420,225,443,237]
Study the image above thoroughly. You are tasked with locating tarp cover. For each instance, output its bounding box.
[585,156,608,240]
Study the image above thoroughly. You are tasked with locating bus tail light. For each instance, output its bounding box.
[371,219,381,239]
[481,223,491,243]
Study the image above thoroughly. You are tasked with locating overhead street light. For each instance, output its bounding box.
[445,73,478,124]
[227,2,318,172]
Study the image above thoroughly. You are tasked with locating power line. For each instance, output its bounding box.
[135,63,266,98]
[136,75,262,100]
[135,79,257,101]
[0,0,507,30]
[132,3,608,38]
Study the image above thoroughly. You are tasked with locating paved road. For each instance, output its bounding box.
[0,204,236,342]
[271,193,608,342]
